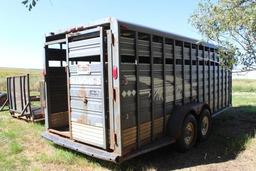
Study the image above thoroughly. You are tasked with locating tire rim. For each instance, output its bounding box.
[201,116,209,136]
[184,122,195,145]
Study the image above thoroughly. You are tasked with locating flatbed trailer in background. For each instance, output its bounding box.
[5,75,44,122]
[42,17,232,163]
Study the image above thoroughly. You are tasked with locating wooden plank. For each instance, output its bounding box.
[49,129,70,138]
[122,127,136,147]
[50,111,69,128]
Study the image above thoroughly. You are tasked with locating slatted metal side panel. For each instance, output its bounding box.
[119,27,232,155]
[68,27,107,149]
[7,75,30,114]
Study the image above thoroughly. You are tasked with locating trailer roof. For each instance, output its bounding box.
[46,17,216,48]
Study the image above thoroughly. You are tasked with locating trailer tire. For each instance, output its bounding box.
[198,108,212,142]
[176,114,197,152]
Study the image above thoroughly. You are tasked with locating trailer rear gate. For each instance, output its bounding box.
[43,18,231,162]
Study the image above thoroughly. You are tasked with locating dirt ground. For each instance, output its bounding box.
[114,103,256,171]
[0,92,256,171]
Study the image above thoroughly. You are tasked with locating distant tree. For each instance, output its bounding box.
[190,0,256,69]
[22,0,39,11]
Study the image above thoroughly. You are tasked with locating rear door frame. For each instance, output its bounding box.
[66,26,108,149]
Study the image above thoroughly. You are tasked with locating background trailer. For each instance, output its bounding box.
[42,17,232,163]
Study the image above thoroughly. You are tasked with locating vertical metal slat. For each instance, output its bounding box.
[217,53,220,110]
[190,44,192,101]
[173,40,176,106]
[27,74,32,120]
[20,76,24,111]
[208,49,211,109]
[13,77,16,110]
[203,46,205,103]
[213,49,216,112]
[150,34,154,141]
[162,38,166,134]
[23,76,27,113]
[66,35,72,139]
[135,31,141,148]
[196,45,199,103]
[107,30,115,150]
[182,42,185,105]
[222,66,224,108]
[100,27,107,149]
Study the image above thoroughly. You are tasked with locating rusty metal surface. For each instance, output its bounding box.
[42,131,120,163]
[67,27,107,149]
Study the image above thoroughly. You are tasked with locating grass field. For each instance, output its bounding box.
[0,67,42,92]
[0,69,255,170]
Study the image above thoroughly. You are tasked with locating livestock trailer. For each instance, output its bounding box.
[42,17,232,163]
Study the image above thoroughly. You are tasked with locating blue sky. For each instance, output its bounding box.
[0,0,203,69]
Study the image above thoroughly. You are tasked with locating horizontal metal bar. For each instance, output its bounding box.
[212,106,231,118]
[42,132,120,163]
[67,27,101,38]
[45,39,66,46]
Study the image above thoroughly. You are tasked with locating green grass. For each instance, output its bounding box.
[232,79,256,93]
[9,142,23,154]
[0,78,255,170]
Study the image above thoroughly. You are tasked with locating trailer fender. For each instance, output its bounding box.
[167,102,210,139]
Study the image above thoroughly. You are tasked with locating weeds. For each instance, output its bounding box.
[9,142,23,154]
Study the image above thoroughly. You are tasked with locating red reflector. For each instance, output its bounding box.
[112,66,118,80]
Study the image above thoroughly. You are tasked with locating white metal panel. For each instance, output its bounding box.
[70,98,103,112]
[70,75,101,85]
[72,122,104,147]
[69,37,101,58]
[68,27,106,149]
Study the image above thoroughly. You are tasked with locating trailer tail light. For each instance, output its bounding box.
[112,66,118,80]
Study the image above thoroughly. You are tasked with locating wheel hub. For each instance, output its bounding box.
[184,122,194,145]
[201,116,209,136]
